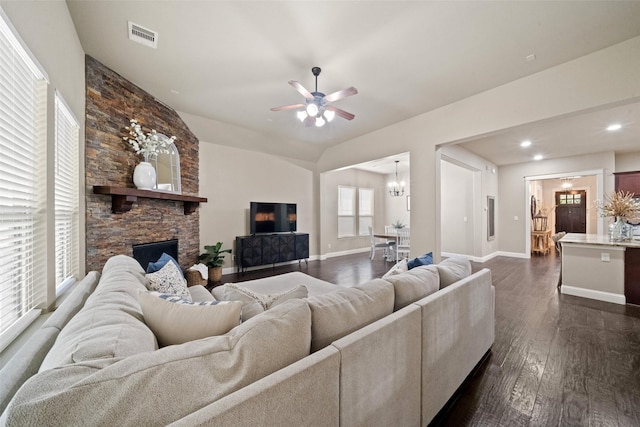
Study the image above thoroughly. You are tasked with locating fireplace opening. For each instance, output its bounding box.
[132,239,178,270]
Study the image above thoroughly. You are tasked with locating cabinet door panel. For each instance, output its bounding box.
[295,234,309,259]
[262,235,280,264]
[238,236,262,268]
[279,235,296,262]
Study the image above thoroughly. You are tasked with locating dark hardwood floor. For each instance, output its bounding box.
[218,251,640,426]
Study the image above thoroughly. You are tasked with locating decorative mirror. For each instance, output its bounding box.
[487,195,495,241]
[153,135,181,194]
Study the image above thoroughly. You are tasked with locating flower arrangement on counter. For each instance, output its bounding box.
[123,119,175,162]
[598,190,640,220]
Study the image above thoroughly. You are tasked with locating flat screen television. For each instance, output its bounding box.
[250,202,297,234]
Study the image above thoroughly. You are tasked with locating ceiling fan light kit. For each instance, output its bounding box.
[271,66,357,128]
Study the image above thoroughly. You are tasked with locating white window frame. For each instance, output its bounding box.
[338,185,356,238]
[54,91,80,295]
[0,7,49,352]
[358,188,374,236]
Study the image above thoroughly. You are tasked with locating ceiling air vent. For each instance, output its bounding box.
[128,21,158,49]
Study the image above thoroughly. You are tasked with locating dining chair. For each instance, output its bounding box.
[396,229,411,261]
[369,226,395,261]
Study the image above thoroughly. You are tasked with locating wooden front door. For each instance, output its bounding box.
[555,190,586,233]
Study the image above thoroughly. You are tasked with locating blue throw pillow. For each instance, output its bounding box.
[407,252,433,270]
[147,253,183,277]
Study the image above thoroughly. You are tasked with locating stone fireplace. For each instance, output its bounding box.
[85,56,201,272]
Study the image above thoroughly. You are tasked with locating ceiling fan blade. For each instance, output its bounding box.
[271,103,304,112]
[289,81,314,99]
[327,105,355,121]
[324,86,358,103]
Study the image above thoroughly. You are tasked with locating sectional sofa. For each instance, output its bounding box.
[0,254,494,426]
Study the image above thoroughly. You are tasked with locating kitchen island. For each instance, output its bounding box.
[560,233,640,305]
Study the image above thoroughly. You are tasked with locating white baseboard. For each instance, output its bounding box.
[560,285,626,305]
[495,251,531,259]
[324,247,370,259]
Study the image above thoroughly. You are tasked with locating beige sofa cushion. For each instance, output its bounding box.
[138,291,242,346]
[188,284,215,302]
[4,299,313,426]
[383,264,440,311]
[306,279,394,352]
[42,271,101,330]
[0,327,59,414]
[39,255,157,372]
[436,256,472,288]
[214,283,308,321]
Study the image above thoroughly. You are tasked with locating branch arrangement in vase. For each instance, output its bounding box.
[123,118,175,162]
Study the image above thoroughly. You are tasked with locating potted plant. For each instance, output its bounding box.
[198,242,232,282]
[392,220,405,229]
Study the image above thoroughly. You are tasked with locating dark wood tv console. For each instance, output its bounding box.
[235,233,309,273]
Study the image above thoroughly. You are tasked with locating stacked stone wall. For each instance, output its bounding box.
[85,56,200,272]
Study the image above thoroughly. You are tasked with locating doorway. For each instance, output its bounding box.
[555,190,586,233]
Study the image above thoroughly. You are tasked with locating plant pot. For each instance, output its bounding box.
[208,266,222,283]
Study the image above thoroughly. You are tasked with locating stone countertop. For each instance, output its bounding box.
[560,233,640,248]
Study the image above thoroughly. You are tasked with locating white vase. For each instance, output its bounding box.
[133,161,156,190]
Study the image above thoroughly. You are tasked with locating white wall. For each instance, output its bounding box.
[198,143,316,272]
[441,160,474,256]
[317,37,640,262]
[615,152,640,172]
[1,1,86,307]
[440,144,499,259]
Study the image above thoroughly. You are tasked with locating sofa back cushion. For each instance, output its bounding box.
[306,279,394,352]
[4,299,312,426]
[39,255,157,372]
[42,271,101,331]
[383,265,440,311]
[436,256,472,288]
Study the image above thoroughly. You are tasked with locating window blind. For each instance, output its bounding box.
[54,92,79,292]
[358,188,374,236]
[338,186,356,238]
[0,9,48,348]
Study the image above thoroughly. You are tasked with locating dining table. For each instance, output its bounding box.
[373,232,399,263]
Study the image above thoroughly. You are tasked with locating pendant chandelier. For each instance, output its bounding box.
[561,177,573,189]
[388,160,405,197]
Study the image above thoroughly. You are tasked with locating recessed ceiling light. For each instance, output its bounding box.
[607,123,622,131]
[520,140,532,147]
[533,154,543,161]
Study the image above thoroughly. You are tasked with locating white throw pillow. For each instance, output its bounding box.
[216,283,309,321]
[138,291,242,347]
[382,259,408,279]
[145,261,191,301]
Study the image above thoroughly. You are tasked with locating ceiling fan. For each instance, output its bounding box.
[271,67,358,127]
